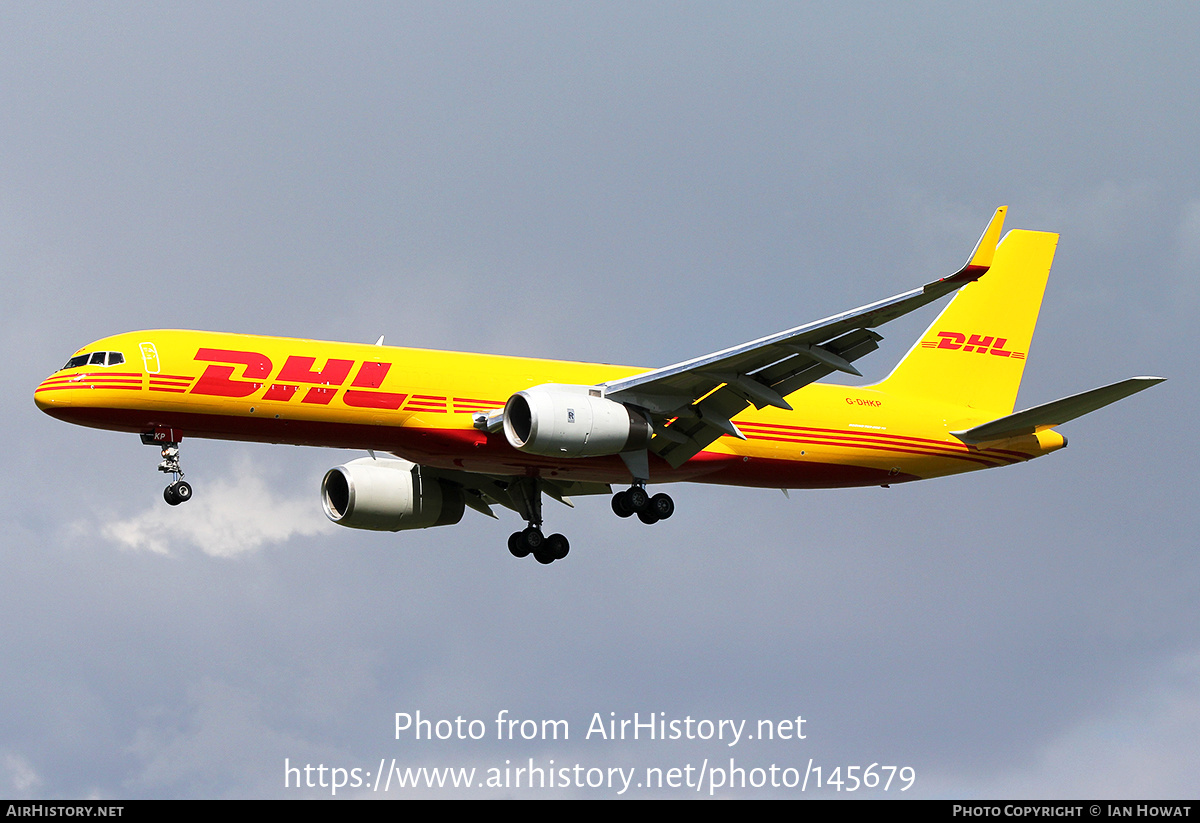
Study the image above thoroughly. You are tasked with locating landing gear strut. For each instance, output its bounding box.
[143,431,193,506]
[612,484,674,524]
[158,443,192,506]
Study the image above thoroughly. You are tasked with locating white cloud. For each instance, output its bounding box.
[2,752,41,795]
[92,463,333,557]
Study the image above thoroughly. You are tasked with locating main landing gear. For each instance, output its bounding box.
[142,431,193,506]
[611,484,674,524]
[505,477,569,565]
[508,527,570,565]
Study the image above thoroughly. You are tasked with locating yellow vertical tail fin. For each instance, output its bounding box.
[874,229,1059,414]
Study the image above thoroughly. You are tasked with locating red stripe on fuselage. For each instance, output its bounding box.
[37,404,926,488]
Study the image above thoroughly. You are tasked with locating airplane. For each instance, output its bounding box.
[35,207,1164,564]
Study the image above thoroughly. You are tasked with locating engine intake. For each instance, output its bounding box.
[503,384,651,458]
[321,457,465,531]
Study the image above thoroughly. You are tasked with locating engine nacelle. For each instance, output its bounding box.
[503,384,651,458]
[321,457,465,532]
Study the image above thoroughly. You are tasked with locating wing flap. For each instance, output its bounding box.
[412,465,613,521]
[763,328,882,397]
[652,387,750,467]
[647,327,886,466]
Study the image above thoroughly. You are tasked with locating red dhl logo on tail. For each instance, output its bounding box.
[190,348,409,409]
[920,332,1026,359]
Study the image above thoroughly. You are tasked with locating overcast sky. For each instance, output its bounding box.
[2,2,1196,798]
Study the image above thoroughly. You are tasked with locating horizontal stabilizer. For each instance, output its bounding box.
[951,376,1165,445]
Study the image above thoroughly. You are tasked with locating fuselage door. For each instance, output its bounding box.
[139,342,161,374]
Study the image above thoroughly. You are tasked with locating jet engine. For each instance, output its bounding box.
[503,384,651,458]
[321,457,465,531]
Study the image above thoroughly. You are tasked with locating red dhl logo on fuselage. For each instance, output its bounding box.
[187,348,497,413]
[920,332,1026,359]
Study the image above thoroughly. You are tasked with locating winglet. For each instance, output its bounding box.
[946,206,1007,284]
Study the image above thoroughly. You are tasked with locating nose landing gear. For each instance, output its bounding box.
[141,429,192,506]
[158,443,192,506]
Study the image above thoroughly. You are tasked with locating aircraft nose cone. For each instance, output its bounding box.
[34,376,72,413]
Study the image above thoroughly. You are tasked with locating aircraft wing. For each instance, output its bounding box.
[604,207,1009,467]
[413,463,612,520]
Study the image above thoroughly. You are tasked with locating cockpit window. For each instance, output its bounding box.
[61,351,126,370]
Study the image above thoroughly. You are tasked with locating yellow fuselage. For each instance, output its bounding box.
[35,329,1064,489]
